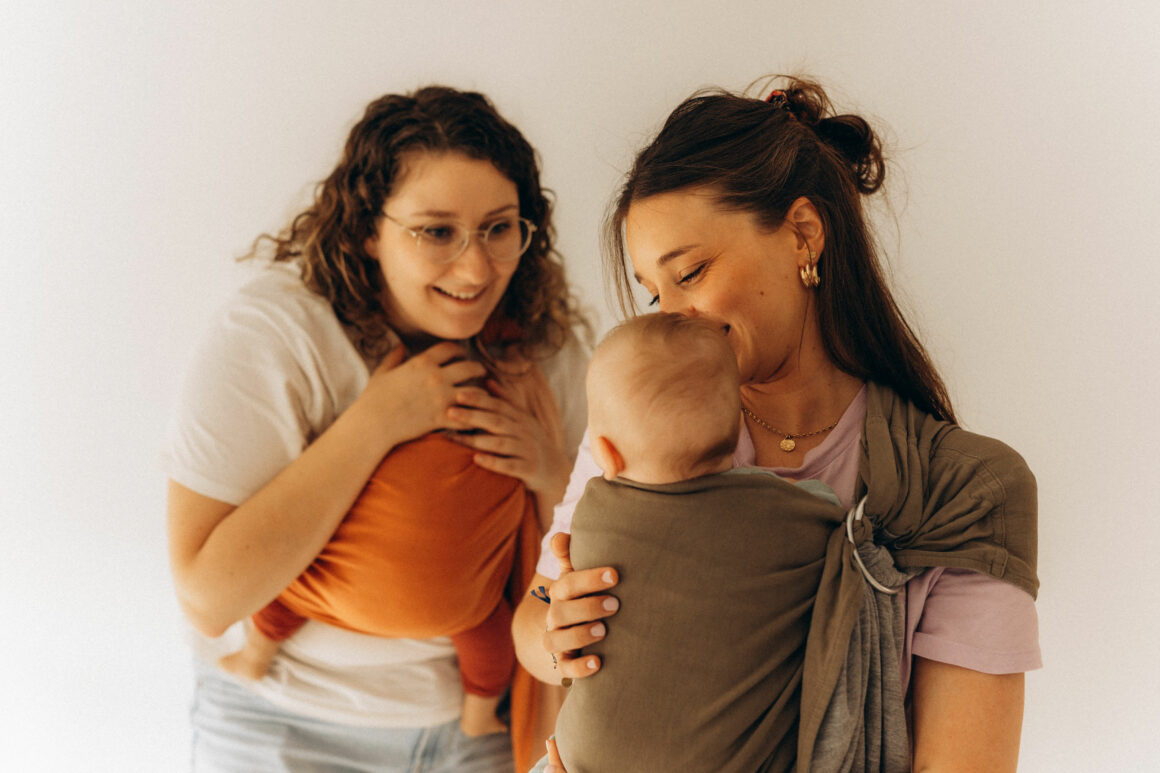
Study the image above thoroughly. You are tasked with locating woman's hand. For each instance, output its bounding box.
[358,342,490,446]
[447,360,570,507]
[543,532,619,682]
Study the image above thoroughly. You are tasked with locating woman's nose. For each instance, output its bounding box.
[450,237,493,282]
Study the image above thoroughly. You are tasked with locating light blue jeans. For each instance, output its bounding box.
[190,661,513,772]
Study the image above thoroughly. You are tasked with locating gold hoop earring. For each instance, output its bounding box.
[799,249,820,289]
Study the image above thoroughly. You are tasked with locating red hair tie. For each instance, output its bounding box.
[765,89,791,111]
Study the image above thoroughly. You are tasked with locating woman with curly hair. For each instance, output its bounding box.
[165,86,588,772]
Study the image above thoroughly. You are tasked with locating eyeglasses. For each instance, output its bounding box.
[382,213,537,265]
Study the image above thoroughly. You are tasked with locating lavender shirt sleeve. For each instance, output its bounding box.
[900,567,1043,692]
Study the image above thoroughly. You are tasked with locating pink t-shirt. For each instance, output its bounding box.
[537,386,1041,691]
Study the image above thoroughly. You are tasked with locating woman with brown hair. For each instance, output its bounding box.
[516,78,1040,772]
[165,86,588,771]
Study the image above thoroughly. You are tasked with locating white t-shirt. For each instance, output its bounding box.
[163,261,589,728]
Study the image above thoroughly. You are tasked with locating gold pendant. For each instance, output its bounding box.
[780,437,796,452]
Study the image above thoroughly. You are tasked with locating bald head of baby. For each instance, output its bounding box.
[586,313,740,485]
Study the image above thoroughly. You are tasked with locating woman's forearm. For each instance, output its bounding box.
[169,397,411,636]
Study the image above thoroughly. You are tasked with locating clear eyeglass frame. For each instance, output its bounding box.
[381,212,537,265]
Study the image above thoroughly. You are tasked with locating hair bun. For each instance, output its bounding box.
[776,79,885,195]
[779,83,824,127]
[815,114,884,194]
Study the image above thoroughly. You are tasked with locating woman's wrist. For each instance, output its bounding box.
[513,588,562,684]
[342,385,420,459]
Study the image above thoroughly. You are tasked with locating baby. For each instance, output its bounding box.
[552,313,844,773]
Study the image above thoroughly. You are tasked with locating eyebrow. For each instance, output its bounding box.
[632,244,698,282]
[409,204,519,219]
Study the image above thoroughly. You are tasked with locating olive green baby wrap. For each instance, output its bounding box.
[552,384,1038,773]
[554,470,842,773]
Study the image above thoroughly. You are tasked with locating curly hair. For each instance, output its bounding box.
[250,86,584,361]
[604,76,955,423]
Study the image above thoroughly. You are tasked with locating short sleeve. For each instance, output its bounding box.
[902,567,1042,690]
[162,267,364,505]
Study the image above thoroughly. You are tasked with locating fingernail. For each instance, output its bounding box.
[602,597,619,612]
[590,623,605,637]
[586,657,598,670]
[601,570,614,584]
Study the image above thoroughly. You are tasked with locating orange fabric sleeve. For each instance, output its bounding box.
[452,599,515,697]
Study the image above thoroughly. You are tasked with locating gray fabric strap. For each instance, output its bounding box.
[808,504,916,773]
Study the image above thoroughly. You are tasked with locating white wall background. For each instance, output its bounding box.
[2,1,1157,770]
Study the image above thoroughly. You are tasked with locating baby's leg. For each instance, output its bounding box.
[453,599,515,737]
[218,598,304,680]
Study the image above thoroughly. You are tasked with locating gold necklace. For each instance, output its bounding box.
[741,405,838,452]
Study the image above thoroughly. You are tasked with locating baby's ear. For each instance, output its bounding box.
[593,435,625,480]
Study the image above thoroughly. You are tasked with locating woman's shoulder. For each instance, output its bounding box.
[189,262,366,403]
[865,381,1034,485]
[916,403,1037,518]
[221,262,337,334]
[198,262,360,367]
[864,381,1039,598]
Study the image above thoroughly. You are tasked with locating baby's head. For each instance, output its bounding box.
[586,313,740,485]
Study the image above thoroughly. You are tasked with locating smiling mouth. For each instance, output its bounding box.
[435,286,485,301]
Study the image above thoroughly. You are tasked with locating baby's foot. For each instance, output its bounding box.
[217,650,270,681]
[460,694,508,737]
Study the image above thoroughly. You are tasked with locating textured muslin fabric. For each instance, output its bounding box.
[538,389,1042,695]
[548,384,1038,773]
[554,470,843,773]
[796,383,1038,772]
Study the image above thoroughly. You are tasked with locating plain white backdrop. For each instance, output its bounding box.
[2,2,1158,770]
